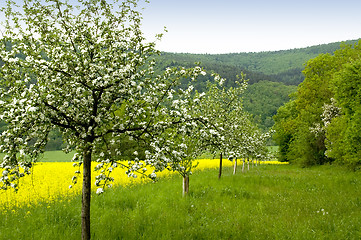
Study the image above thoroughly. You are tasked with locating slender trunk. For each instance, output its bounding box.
[182,175,189,196]
[218,152,223,179]
[82,147,92,240]
[242,159,245,172]
[233,158,237,175]
[247,158,250,171]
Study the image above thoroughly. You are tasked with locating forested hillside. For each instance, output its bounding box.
[242,81,297,130]
[155,39,360,86]
[155,39,359,131]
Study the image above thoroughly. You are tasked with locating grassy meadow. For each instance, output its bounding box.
[1,163,360,240]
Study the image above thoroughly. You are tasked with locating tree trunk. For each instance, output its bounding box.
[183,175,189,196]
[247,158,250,171]
[82,148,92,240]
[242,159,245,172]
[233,158,237,175]
[218,152,223,179]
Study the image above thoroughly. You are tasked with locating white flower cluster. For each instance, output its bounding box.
[321,98,341,127]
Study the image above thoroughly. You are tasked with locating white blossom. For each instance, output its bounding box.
[96,188,104,195]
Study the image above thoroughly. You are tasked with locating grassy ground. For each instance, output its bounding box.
[1,164,360,239]
[40,150,75,162]
[267,145,279,155]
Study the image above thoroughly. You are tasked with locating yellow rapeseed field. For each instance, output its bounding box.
[0,159,286,211]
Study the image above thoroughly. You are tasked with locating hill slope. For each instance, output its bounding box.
[156,39,360,86]
[243,81,297,130]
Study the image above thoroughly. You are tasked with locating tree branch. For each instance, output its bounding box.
[43,101,84,133]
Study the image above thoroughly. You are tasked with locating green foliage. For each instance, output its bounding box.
[273,40,361,168]
[1,165,361,239]
[324,115,347,163]
[326,59,361,168]
[332,59,361,115]
[243,80,296,130]
[288,123,328,166]
[44,129,65,151]
[273,100,298,162]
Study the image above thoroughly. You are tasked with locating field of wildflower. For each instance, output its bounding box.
[0,156,286,212]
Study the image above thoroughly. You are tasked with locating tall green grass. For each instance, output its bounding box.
[1,164,361,239]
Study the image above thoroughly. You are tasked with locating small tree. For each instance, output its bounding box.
[0,0,207,238]
[162,123,203,196]
[141,84,209,196]
[198,74,251,177]
[244,129,273,168]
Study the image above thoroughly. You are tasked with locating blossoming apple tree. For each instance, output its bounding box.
[0,0,207,239]
[240,128,273,171]
[144,87,208,196]
[197,74,251,177]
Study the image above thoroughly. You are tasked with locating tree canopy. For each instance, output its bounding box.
[273,41,361,168]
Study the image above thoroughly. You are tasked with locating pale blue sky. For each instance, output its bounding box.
[140,0,361,53]
[1,0,360,53]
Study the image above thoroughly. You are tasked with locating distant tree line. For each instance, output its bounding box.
[154,56,304,87]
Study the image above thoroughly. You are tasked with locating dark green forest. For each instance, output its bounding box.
[243,81,296,130]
